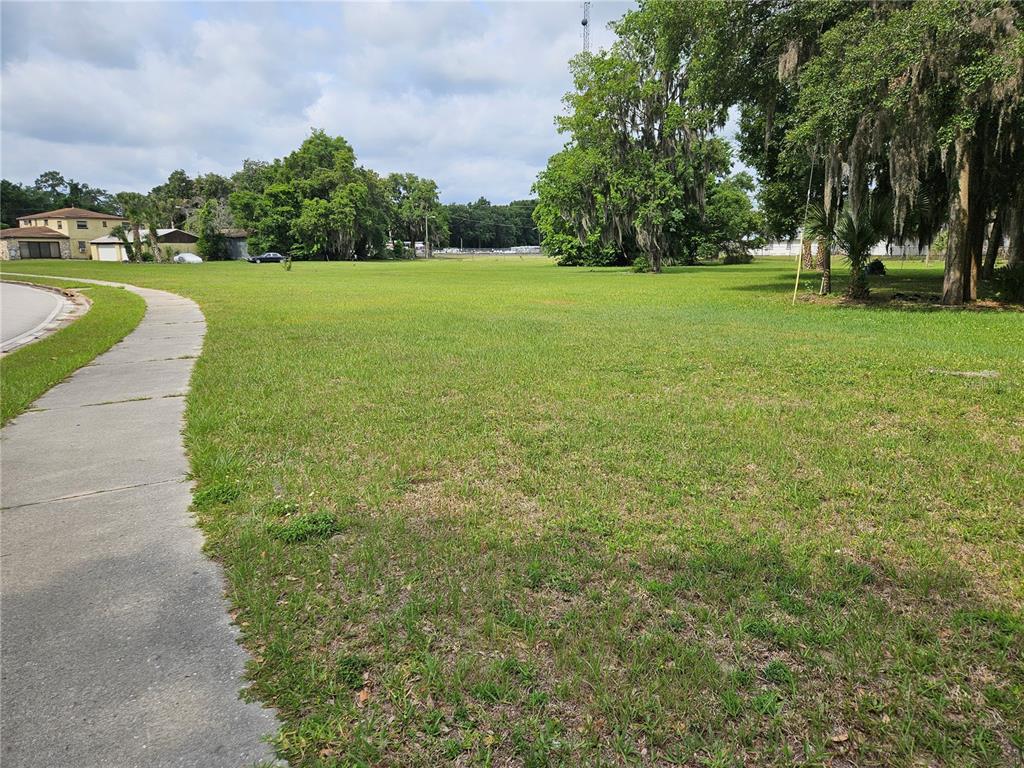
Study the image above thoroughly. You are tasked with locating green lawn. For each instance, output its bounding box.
[1,257,1021,767]
[1,275,146,424]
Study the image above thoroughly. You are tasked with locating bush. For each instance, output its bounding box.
[865,258,886,275]
[992,262,1024,304]
[723,250,754,265]
[696,242,720,262]
[548,232,627,267]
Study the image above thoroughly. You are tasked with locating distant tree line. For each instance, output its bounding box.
[0,131,455,262]
[443,199,539,249]
[537,0,1023,303]
[1,172,118,228]
[3,140,543,264]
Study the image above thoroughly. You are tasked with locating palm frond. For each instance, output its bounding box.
[832,202,890,267]
[802,202,832,245]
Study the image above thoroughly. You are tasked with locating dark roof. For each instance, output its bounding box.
[17,207,126,221]
[158,229,199,243]
[1,226,69,239]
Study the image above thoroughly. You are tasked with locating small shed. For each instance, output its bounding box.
[220,229,250,260]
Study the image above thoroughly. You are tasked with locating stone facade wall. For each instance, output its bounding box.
[1,240,20,260]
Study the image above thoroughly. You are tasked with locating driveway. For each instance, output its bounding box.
[1,281,69,352]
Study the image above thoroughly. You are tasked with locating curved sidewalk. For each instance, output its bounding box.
[1,276,280,767]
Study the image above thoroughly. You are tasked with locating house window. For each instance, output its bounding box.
[57,221,63,229]
[76,220,88,229]
[45,219,49,225]
[102,220,107,227]
[78,240,86,253]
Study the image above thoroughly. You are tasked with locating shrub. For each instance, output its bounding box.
[631,255,652,272]
[865,258,886,275]
[723,249,754,265]
[696,242,720,261]
[992,262,1024,304]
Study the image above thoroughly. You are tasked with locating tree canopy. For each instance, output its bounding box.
[536,0,1023,301]
[1,172,117,228]
[534,2,763,271]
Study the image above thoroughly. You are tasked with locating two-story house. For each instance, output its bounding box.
[15,207,128,259]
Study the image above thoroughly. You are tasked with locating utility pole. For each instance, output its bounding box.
[581,1,591,54]
[424,213,431,258]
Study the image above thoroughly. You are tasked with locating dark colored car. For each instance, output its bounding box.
[249,252,285,263]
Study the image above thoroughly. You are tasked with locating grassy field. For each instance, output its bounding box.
[0,275,146,424]
[1,256,1021,767]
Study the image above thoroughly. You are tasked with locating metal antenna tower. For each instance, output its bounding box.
[581,1,591,53]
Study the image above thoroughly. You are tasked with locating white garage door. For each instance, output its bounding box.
[96,244,123,262]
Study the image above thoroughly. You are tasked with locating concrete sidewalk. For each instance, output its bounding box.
[1,277,281,767]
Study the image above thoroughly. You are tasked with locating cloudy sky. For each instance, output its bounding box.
[1,1,634,203]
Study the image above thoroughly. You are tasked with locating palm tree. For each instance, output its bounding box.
[804,201,890,299]
[114,191,149,263]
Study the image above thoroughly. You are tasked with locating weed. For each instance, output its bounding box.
[268,511,340,543]
[193,481,240,508]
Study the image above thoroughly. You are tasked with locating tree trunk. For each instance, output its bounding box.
[965,138,987,301]
[131,224,143,263]
[651,248,662,273]
[819,240,832,295]
[801,237,814,269]
[848,264,869,299]
[1007,184,1024,270]
[148,226,160,263]
[820,149,843,295]
[942,136,972,306]
[982,216,1002,280]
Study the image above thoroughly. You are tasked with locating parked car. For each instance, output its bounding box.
[249,252,285,263]
[173,252,203,264]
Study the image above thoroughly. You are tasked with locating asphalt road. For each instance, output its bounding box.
[1,281,66,351]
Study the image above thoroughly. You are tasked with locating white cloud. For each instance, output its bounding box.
[1,1,633,203]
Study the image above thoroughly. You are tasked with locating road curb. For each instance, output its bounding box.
[0,279,90,354]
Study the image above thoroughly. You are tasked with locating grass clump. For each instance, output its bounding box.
[336,654,370,690]
[267,511,340,543]
[763,660,796,689]
[192,481,241,508]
